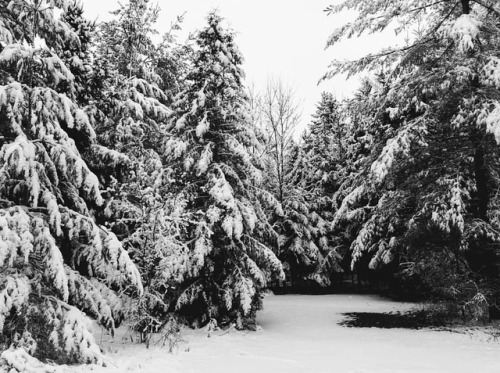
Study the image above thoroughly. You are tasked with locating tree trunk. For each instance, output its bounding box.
[474,145,489,221]
[461,0,470,14]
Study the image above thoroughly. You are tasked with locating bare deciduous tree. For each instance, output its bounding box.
[260,77,302,203]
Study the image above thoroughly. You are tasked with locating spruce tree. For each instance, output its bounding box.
[277,142,342,287]
[0,0,142,366]
[278,92,352,286]
[59,0,98,106]
[303,92,347,195]
[164,11,283,328]
[90,0,177,338]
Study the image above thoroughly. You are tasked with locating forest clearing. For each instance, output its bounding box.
[66,294,500,373]
[2,0,500,371]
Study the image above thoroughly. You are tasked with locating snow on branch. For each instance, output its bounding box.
[29,87,96,141]
[0,208,141,363]
[481,56,500,89]
[479,102,500,144]
[368,239,394,269]
[0,134,103,210]
[58,306,103,364]
[0,207,34,267]
[34,225,69,300]
[197,143,213,175]
[164,138,187,160]
[236,274,255,316]
[190,226,214,273]
[158,241,191,283]
[0,347,54,373]
[175,282,203,311]
[350,214,382,268]
[370,121,428,183]
[208,170,236,210]
[66,211,143,294]
[66,267,124,331]
[241,253,266,287]
[131,77,168,102]
[0,44,75,85]
[90,144,131,168]
[0,82,25,133]
[430,177,468,235]
[244,235,285,281]
[196,112,210,138]
[0,83,97,147]
[0,19,14,45]
[128,86,171,121]
[0,135,42,207]
[238,201,257,231]
[440,13,482,53]
[331,185,366,229]
[0,275,30,331]
[7,0,78,45]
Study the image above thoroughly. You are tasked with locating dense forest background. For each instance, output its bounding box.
[1,0,500,368]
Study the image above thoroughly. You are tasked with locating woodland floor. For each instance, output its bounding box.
[63,294,500,373]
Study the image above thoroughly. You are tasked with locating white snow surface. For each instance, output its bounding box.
[67,294,499,373]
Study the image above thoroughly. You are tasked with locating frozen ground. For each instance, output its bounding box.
[70,294,499,373]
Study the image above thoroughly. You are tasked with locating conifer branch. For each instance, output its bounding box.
[471,0,500,16]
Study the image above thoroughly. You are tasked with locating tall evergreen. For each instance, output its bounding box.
[59,0,98,106]
[0,0,141,366]
[163,12,283,328]
[90,0,175,337]
[303,92,347,195]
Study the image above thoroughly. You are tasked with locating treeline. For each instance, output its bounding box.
[0,0,500,369]
[259,1,500,323]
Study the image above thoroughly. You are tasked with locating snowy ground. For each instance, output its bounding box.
[67,294,499,373]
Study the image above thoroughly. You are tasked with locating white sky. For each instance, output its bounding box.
[81,0,399,133]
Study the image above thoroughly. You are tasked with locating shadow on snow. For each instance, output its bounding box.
[339,310,449,330]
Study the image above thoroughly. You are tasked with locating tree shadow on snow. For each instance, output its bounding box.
[339,310,449,330]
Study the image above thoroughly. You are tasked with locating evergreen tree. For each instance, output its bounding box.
[163,11,284,328]
[303,92,347,195]
[59,0,98,106]
[279,92,353,286]
[90,0,177,338]
[155,13,193,103]
[325,0,500,314]
[0,0,142,366]
[277,141,342,286]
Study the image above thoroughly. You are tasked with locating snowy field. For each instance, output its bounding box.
[68,294,499,373]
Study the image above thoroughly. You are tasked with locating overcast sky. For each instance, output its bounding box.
[82,0,397,133]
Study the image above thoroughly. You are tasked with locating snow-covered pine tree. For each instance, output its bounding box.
[279,92,355,285]
[276,142,342,287]
[154,13,193,103]
[59,1,98,106]
[89,0,180,338]
[0,0,142,366]
[164,11,284,328]
[94,0,170,157]
[91,0,169,240]
[303,92,347,196]
[325,0,500,311]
